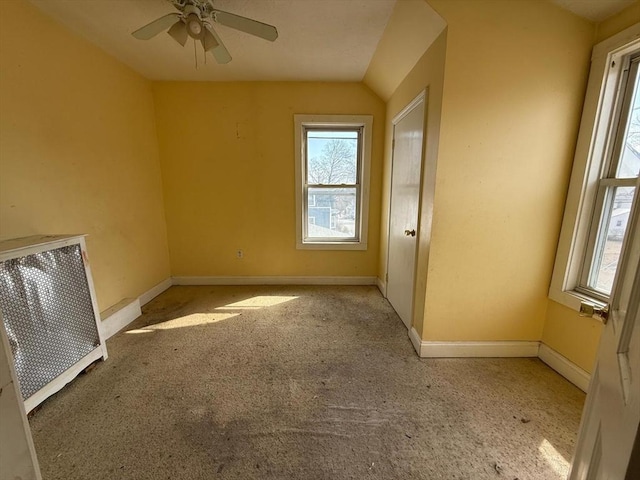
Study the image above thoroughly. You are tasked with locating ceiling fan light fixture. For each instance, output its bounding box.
[186,14,202,38]
[167,20,188,46]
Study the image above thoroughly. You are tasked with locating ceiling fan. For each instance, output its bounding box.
[132,0,278,64]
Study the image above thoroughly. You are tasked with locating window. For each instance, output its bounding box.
[550,26,640,310]
[294,115,373,250]
[578,53,639,301]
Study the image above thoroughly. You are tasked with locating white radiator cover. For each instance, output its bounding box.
[0,235,107,412]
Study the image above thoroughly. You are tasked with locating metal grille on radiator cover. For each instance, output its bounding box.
[0,244,100,399]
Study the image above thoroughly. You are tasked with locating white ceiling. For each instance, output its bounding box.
[29,0,396,82]
[28,0,639,83]
[550,0,637,22]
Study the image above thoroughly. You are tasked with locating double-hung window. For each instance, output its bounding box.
[578,53,639,301]
[294,115,373,250]
[550,26,640,310]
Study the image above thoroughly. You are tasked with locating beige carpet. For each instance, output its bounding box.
[29,285,585,479]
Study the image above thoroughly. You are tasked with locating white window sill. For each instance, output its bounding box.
[549,287,607,313]
[296,242,367,251]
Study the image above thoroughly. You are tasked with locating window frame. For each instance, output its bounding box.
[294,115,373,250]
[549,24,640,311]
[576,54,639,302]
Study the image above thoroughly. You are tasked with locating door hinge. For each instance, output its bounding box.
[385,273,388,282]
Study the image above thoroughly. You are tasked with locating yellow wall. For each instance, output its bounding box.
[0,0,171,311]
[2,0,633,373]
[369,0,594,341]
[542,301,602,372]
[153,82,385,277]
[419,0,594,341]
[595,2,640,44]
[541,9,640,373]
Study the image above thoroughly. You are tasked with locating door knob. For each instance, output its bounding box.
[404,229,416,237]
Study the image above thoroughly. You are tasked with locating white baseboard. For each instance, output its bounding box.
[100,278,174,339]
[139,278,173,306]
[538,343,591,393]
[420,341,540,358]
[376,277,386,296]
[172,276,378,286]
[408,330,590,392]
[100,298,141,339]
[409,327,422,355]
[408,330,540,358]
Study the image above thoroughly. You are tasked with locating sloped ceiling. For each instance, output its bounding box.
[25,0,640,85]
[28,0,396,82]
[363,0,445,101]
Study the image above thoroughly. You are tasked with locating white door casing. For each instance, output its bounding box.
[569,177,640,479]
[386,93,425,329]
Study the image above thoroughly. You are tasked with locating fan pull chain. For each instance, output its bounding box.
[194,38,198,69]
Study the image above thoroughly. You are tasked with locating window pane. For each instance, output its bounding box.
[307,187,356,239]
[307,131,358,185]
[589,186,636,294]
[617,65,639,178]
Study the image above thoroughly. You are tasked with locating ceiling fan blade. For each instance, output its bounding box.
[204,24,232,64]
[201,27,219,52]
[132,13,181,40]
[168,20,188,46]
[212,9,278,42]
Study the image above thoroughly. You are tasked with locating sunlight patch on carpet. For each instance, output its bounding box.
[126,295,298,332]
[220,295,298,309]
[539,438,570,477]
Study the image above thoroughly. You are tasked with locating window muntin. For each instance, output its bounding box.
[578,55,640,300]
[294,115,372,250]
